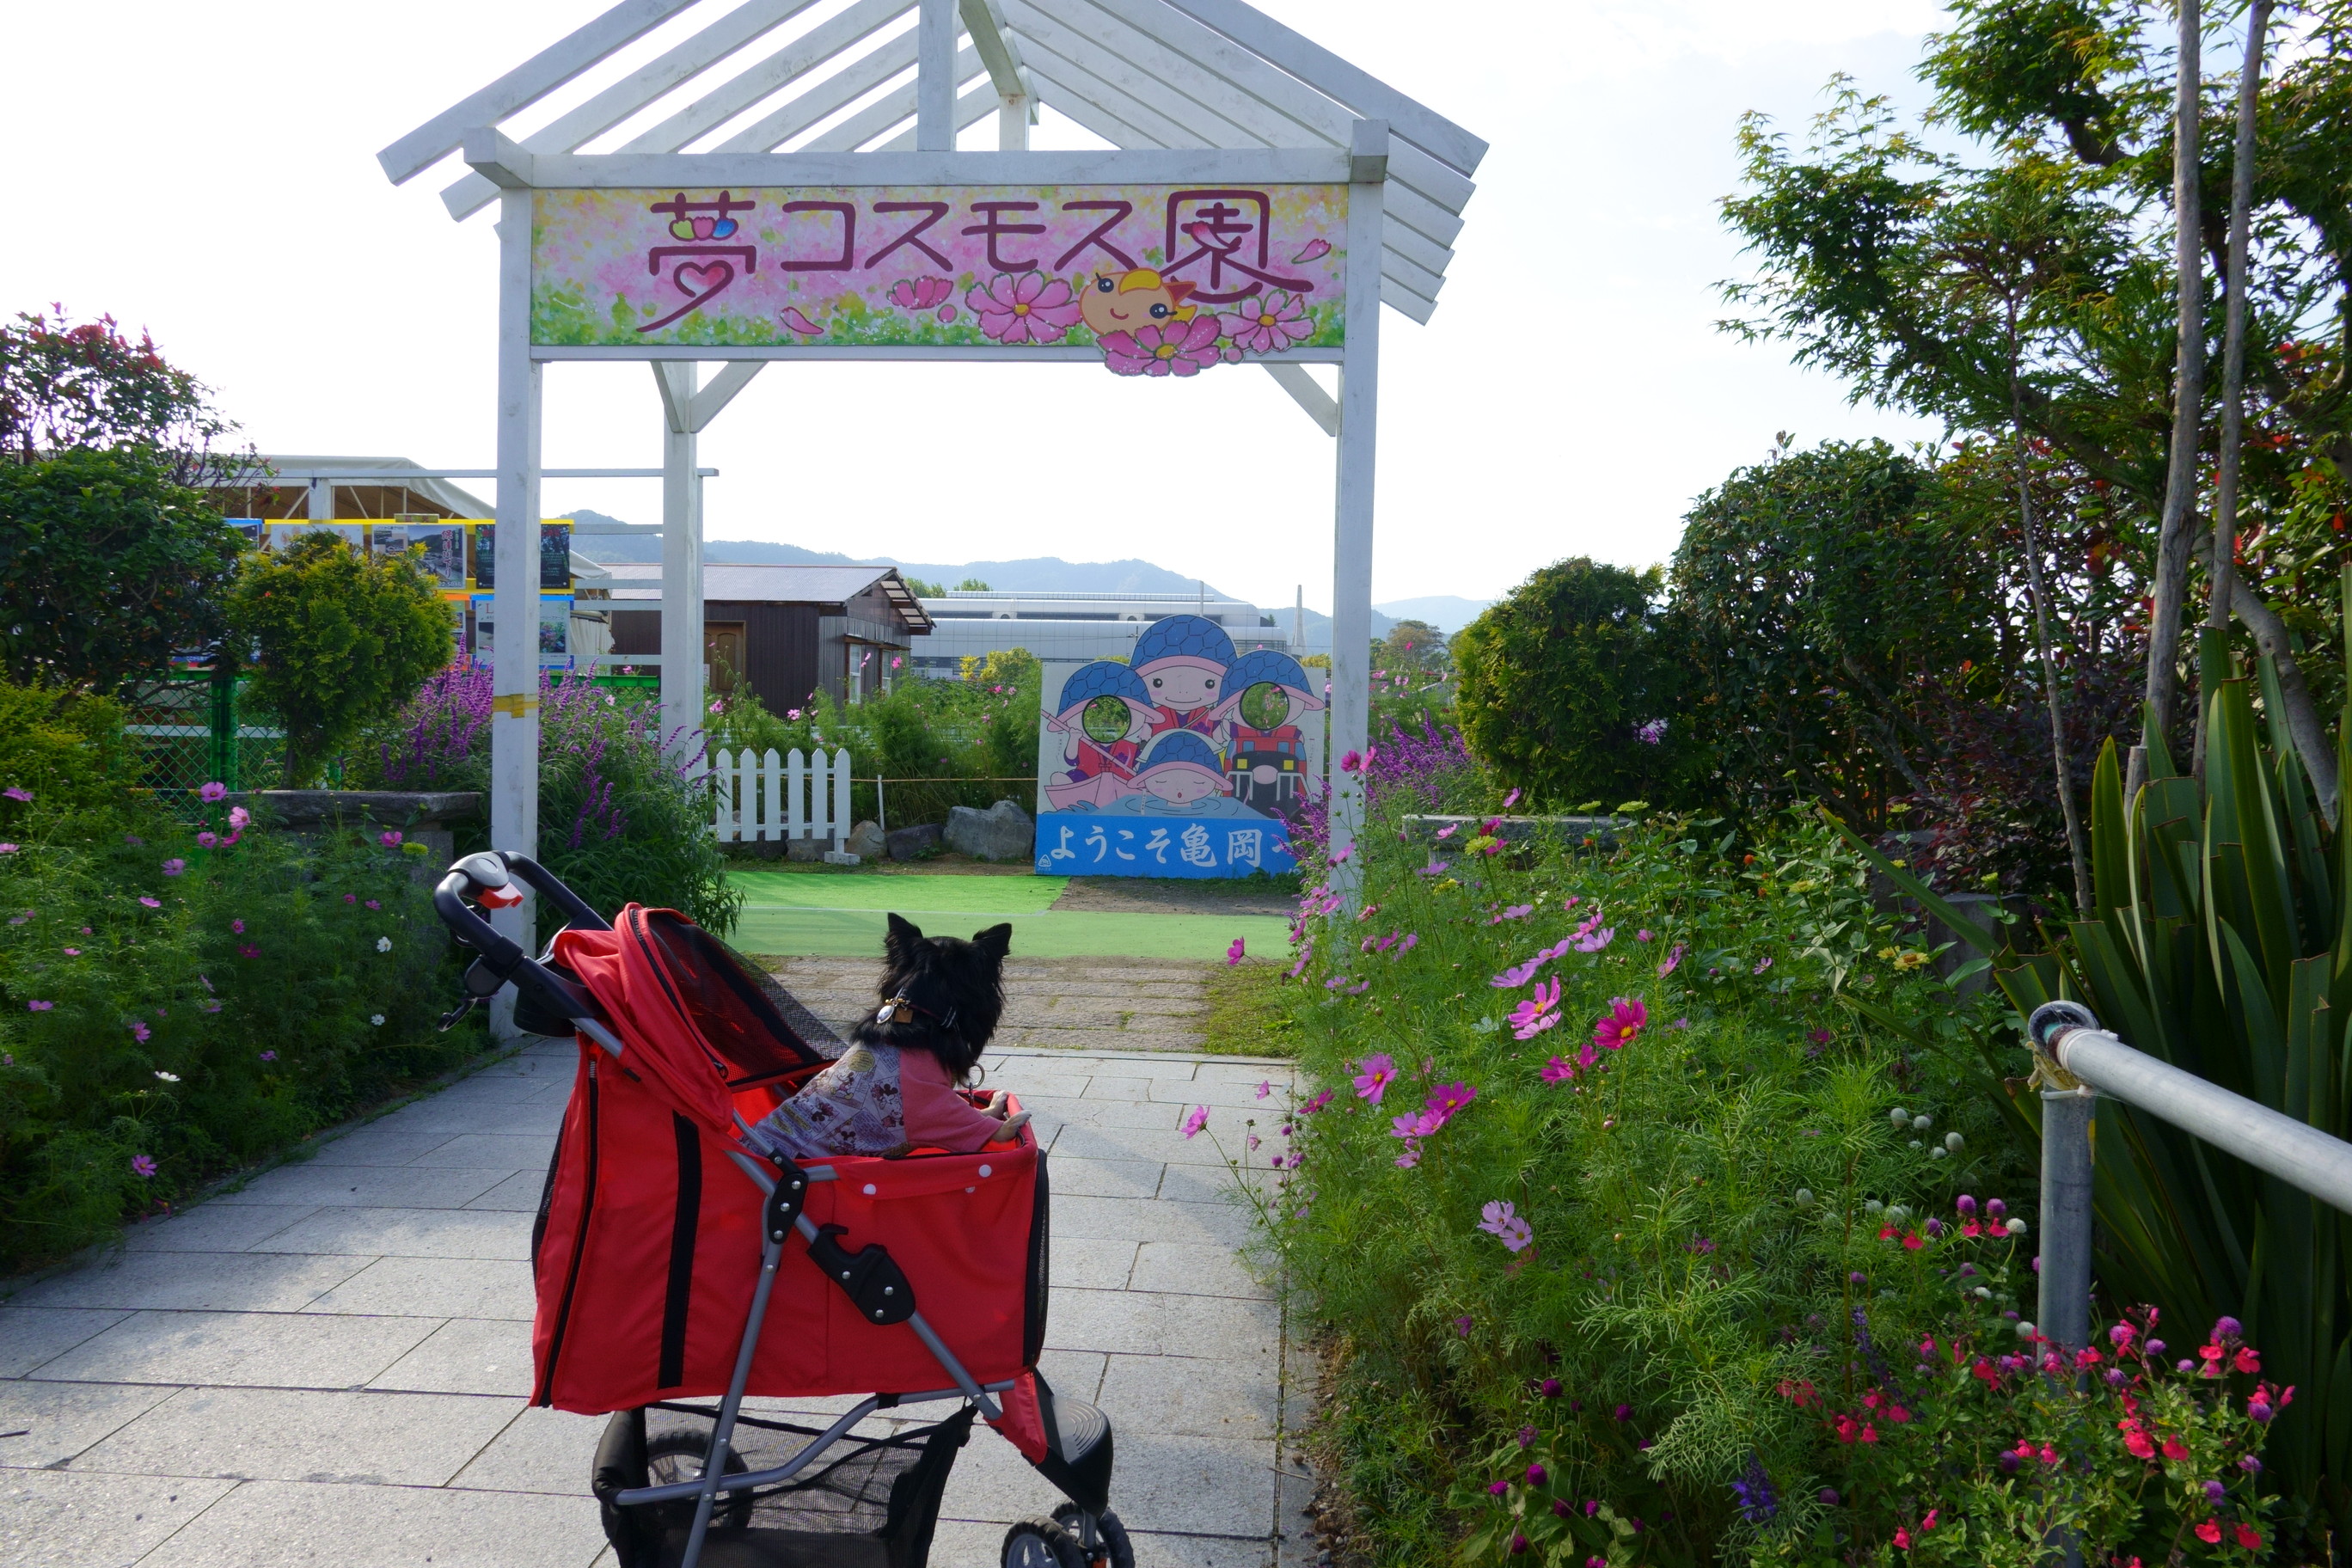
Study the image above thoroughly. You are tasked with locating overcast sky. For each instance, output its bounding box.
[0,0,1948,612]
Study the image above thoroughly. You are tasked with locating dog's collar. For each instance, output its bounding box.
[875,994,959,1032]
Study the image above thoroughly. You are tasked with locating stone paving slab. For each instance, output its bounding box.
[1,1012,1308,1566]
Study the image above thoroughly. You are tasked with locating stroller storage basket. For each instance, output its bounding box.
[595,1401,974,1568]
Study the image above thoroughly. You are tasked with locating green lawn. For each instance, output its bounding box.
[726,870,1291,960]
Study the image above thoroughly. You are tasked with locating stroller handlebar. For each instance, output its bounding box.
[432,853,622,1055]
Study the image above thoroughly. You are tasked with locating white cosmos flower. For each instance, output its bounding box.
[155,1070,180,1082]
[376,937,393,952]
[370,1014,385,1026]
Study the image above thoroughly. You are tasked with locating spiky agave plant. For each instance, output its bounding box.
[1847,613,2352,1536]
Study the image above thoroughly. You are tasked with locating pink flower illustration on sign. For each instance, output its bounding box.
[968,273,1081,345]
[1100,316,1222,377]
[778,307,824,337]
[888,276,955,312]
[1217,291,1314,355]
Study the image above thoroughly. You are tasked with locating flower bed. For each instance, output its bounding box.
[0,788,465,1270]
[1238,731,2277,1563]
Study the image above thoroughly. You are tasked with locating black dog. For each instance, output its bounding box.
[850,913,1013,1085]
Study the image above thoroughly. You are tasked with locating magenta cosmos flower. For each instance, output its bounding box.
[968,273,1081,345]
[1594,997,1648,1050]
[1353,1053,1397,1106]
[1181,1105,1211,1138]
[1510,977,1563,1040]
[1226,937,1246,966]
[1216,291,1314,355]
[198,781,228,802]
[1424,1081,1478,1127]
[1100,315,1222,377]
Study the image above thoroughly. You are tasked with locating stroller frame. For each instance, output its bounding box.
[432,851,1118,1568]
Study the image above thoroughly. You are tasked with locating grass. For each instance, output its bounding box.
[1199,959,1302,1057]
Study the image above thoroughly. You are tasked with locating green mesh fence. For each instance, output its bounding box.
[121,675,288,816]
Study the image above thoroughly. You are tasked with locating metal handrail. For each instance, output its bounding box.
[2021,1000,2352,1354]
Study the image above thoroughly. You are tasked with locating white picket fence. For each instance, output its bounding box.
[710,747,854,844]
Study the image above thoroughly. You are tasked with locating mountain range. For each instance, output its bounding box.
[566,510,1492,634]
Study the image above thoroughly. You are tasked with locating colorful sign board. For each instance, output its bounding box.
[1032,618,1321,879]
[531,185,1347,374]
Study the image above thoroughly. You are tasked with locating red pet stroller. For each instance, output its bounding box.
[432,852,1128,1568]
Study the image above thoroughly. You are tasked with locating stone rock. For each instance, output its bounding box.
[886,822,943,861]
[845,819,888,859]
[786,836,829,863]
[946,799,1035,863]
[823,849,861,866]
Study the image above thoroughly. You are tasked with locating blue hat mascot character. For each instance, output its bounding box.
[1043,660,1160,810]
[1131,730,1231,810]
[1130,615,1236,741]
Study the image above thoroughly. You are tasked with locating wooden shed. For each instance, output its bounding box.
[603,563,932,712]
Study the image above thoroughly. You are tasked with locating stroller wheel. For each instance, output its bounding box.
[645,1430,754,1534]
[1001,1516,1088,1568]
[1051,1504,1135,1568]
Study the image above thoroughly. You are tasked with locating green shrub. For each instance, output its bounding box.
[0,799,469,1268]
[1259,769,2037,1562]
[1452,559,1701,810]
[227,533,455,787]
[0,683,132,816]
[0,449,244,693]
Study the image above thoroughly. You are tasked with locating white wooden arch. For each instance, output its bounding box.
[383,0,1483,996]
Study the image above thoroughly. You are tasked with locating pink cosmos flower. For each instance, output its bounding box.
[3,786,29,802]
[1394,1142,1421,1168]
[1498,904,1533,922]
[1424,1081,1478,1127]
[1510,977,1563,1040]
[1226,937,1246,966]
[1100,315,1222,377]
[1389,1111,1431,1139]
[132,1155,156,1178]
[1479,1199,1534,1253]
[1594,996,1648,1050]
[129,1020,150,1043]
[1353,1053,1397,1105]
[159,858,187,878]
[379,830,403,848]
[196,831,217,847]
[199,781,228,802]
[138,897,162,909]
[1182,1105,1211,1138]
[1286,945,1314,980]
[238,944,260,959]
[1491,959,1540,989]
[1572,926,1614,953]
[1216,291,1313,355]
[1298,1090,1332,1114]
[1753,956,1773,974]
[27,1000,52,1012]
[230,919,245,934]
[968,272,1081,345]
[1503,788,1522,809]
[1255,1080,1272,1100]
[227,805,251,830]
[1635,929,1653,942]
[0,843,16,854]
[1540,1055,1577,1084]
[1657,942,1686,977]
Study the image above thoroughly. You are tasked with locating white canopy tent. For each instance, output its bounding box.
[382,0,1482,999]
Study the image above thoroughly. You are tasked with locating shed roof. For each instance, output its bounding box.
[603,560,934,629]
[381,0,1481,322]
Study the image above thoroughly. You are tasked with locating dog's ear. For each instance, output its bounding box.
[971,923,1014,963]
[884,913,926,966]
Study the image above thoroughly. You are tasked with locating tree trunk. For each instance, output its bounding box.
[2201,0,2270,775]
[2010,329,2092,910]
[2145,0,2205,754]
[2231,578,2341,821]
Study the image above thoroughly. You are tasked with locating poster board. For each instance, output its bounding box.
[1032,616,1320,879]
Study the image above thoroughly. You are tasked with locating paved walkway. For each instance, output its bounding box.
[772,955,1218,1055]
[0,1024,1309,1566]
